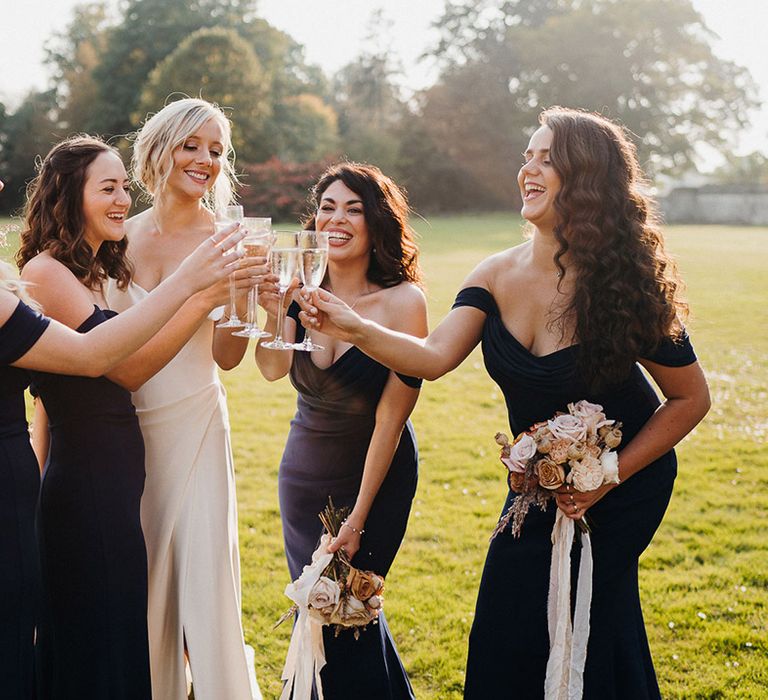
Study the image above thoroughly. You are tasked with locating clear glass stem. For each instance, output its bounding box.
[228,274,240,322]
[273,289,287,344]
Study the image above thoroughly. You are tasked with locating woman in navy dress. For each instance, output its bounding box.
[0,175,243,698]
[299,109,711,698]
[256,163,427,699]
[11,138,246,699]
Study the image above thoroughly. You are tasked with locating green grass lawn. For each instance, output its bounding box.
[2,214,766,698]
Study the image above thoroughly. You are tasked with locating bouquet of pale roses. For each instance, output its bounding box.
[493,400,622,538]
[277,500,386,699]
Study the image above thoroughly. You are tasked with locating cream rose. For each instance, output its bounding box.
[602,427,623,449]
[335,595,374,627]
[308,576,341,610]
[570,454,604,491]
[536,459,566,490]
[501,432,537,473]
[548,413,587,445]
[600,450,620,484]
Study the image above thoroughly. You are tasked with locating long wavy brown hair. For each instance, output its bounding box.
[16,136,133,290]
[303,162,422,288]
[541,107,687,390]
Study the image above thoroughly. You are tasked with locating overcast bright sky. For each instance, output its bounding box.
[1,0,766,164]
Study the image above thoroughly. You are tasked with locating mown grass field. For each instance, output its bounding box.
[2,214,766,698]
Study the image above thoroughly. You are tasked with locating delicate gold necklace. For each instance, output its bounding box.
[327,283,372,310]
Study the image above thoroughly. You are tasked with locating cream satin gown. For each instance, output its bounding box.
[108,281,261,700]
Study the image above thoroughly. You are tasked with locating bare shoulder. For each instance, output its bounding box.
[125,208,154,238]
[20,253,92,325]
[380,282,428,333]
[461,240,531,290]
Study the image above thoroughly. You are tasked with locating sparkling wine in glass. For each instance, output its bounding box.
[215,205,245,328]
[260,231,299,350]
[295,230,329,351]
[233,217,273,339]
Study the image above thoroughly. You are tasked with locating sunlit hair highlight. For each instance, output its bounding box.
[16,135,133,290]
[0,261,38,309]
[131,97,237,211]
[540,106,687,390]
[304,162,422,288]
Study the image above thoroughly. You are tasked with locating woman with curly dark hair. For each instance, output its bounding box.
[299,110,710,698]
[15,135,250,699]
[256,162,426,699]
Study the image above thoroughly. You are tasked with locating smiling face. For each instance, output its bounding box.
[167,117,225,200]
[314,179,371,263]
[518,125,562,232]
[81,151,131,253]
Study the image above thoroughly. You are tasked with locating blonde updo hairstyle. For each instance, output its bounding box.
[131,97,238,212]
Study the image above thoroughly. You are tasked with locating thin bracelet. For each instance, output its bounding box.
[341,519,365,535]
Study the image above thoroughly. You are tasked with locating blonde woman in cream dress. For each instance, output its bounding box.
[107,99,261,700]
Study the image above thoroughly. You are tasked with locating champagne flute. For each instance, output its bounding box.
[233,217,273,339]
[294,230,329,351]
[260,231,299,350]
[215,205,245,328]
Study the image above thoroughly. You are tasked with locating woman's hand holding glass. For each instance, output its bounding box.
[298,287,364,344]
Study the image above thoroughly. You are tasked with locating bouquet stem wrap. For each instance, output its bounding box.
[544,510,593,700]
[280,536,334,700]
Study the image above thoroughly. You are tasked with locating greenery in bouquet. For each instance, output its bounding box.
[492,400,623,538]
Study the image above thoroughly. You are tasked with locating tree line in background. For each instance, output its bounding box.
[0,0,762,218]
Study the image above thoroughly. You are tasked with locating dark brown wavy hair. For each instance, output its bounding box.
[303,162,422,287]
[16,136,133,290]
[541,107,687,390]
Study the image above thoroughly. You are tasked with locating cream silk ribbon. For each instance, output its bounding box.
[280,536,334,700]
[544,510,593,700]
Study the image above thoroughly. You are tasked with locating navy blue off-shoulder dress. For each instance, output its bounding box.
[278,302,419,700]
[0,299,50,699]
[454,287,697,700]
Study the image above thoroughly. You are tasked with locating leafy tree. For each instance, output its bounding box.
[91,0,326,142]
[137,27,270,162]
[270,94,339,162]
[329,11,407,174]
[0,91,60,214]
[711,152,768,186]
[421,0,759,208]
[44,2,111,133]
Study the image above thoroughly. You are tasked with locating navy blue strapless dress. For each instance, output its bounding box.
[454,287,697,700]
[32,307,151,700]
[0,299,50,699]
[279,304,418,699]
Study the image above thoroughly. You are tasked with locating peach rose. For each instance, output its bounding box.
[548,438,572,464]
[536,458,565,490]
[347,568,384,601]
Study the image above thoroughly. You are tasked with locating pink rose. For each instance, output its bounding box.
[569,400,609,435]
[547,413,587,445]
[501,433,537,473]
